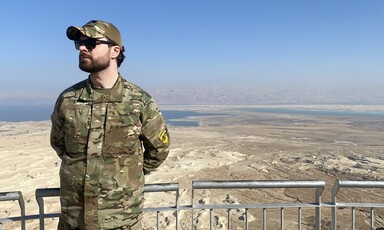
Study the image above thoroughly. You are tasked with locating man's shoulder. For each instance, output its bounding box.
[59,79,87,99]
[120,77,152,99]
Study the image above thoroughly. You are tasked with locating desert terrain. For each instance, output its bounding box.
[1,105,384,229]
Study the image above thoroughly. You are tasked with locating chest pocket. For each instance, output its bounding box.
[63,104,91,155]
[103,103,142,156]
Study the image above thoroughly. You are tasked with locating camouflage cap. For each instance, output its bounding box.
[66,20,123,48]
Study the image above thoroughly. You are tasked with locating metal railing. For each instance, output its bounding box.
[0,191,25,230]
[34,183,180,230]
[191,180,325,230]
[331,180,384,230]
[1,180,384,229]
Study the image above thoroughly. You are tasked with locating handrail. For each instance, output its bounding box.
[0,191,25,230]
[192,180,325,230]
[331,179,384,230]
[34,183,179,230]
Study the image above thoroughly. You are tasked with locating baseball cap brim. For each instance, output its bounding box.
[66,26,105,41]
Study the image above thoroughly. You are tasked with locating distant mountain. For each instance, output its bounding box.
[149,84,384,105]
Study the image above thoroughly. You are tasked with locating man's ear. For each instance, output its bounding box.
[111,46,120,59]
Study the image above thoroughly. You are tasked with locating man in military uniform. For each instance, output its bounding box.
[50,20,170,230]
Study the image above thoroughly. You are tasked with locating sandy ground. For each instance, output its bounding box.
[1,105,384,229]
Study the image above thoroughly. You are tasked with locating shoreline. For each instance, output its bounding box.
[161,104,384,112]
[2,104,384,124]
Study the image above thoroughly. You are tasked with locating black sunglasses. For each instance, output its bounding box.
[74,38,115,50]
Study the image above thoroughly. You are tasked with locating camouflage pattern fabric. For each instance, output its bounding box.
[67,20,123,48]
[51,75,170,229]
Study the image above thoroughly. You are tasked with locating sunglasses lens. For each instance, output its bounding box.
[85,39,96,50]
[74,38,96,50]
[74,40,81,50]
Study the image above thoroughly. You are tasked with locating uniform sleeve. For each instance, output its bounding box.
[50,97,66,159]
[140,98,170,175]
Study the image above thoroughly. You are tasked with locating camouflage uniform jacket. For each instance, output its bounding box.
[50,75,170,229]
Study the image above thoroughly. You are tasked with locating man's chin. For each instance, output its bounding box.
[79,64,93,73]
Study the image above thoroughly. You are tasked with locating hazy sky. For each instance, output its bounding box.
[1,1,384,104]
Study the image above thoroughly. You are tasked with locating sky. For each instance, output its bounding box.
[1,0,384,104]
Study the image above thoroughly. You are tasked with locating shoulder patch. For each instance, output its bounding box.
[157,129,169,144]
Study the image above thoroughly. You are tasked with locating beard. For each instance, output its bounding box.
[79,52,110,73]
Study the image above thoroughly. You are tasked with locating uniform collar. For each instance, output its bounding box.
[78,74,125,102]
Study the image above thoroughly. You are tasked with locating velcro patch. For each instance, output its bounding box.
[157,129,169,144]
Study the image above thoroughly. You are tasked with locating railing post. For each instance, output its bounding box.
[191,184,195,230]
[245,208,249,230]
[315,186,324,230]
[36,190,45,230]
[331,180,340,230]
[17,192,26,230]
[298,207,302,230]
[35,188,60,230]
[263,208,267,230]
[0,191,25,230]
[351,207,356,230]
[370,208,374,230]
[280,207,284,230]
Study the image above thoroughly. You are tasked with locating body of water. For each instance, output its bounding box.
[0,104,217,127]
[0,104,54,122]
[2,105,384,126]
[245,107,384,118]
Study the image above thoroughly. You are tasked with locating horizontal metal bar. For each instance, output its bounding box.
[6,202,381,222]
[0,192,21,202]
[144,183,179,193]
[193,203,322,210]
[331,203,384,208]
[192,180,325,189]
[30,214,59,219]
[337,180,384,188]
[33,183,179,200]
[144,206,178,212]
[332,180,384,203]
[0,213,60,223]
[0,218,13,223]
[35,188,59,198]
